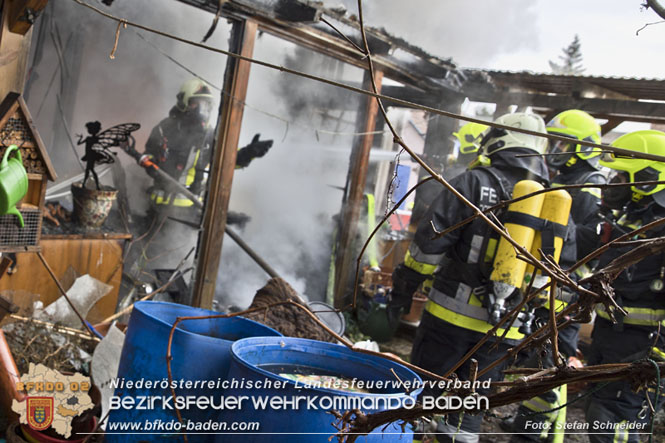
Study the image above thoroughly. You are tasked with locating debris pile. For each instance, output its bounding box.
[3,318,97,375]
[244,277,335,342]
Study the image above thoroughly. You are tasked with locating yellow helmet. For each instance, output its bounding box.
[176,78,214,112]
[600,130,665,205]
[453,122,489,155]
[546,110,602,169]
[480,112,548,156]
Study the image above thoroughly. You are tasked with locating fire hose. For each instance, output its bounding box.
[122,144,282,280]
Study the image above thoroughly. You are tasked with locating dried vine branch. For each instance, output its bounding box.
[645,0,665,20]
[339,359,665,442]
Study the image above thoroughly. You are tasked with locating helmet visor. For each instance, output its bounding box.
[602,171,631,209]
[188,97,214,123]
[459,133,482,154]
[546,137,576,168]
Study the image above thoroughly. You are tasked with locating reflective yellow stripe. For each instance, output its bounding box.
[573,264,592,279]
[651,347,665,361]
[544,298,567,312]
[405,250,437,276]
[523,395,558,420]
[150,192,202,207]
[613,421,629,443]
[184,150,201,187]
[551,385,567,443]
[365,194,379,269]
[597,305,665,326]
[580,187,601,199]
[425,300,524,340]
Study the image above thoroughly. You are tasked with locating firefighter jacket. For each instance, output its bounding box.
[595,202,665,330]
[145,106,213,207]
[551,163,606,263]
[393,160,541,343]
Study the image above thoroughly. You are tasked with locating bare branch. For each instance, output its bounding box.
[645,0,665,20]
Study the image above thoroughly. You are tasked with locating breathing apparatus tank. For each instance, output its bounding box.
[489,180,546,324]
[521,189,573,334]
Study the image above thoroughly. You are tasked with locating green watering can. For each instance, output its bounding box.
[0,145,28,227]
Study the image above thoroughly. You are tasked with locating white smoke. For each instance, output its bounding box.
[318,0,541,67]
[215,35,361,308]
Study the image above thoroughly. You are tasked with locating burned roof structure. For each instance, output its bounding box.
[174,0,475,97]
[465,70,665,133]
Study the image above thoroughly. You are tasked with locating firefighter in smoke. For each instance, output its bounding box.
[389,112,558,442]
[130,78,273,287]
[145,78,273,213]
[583,130,665,443]
[507,109,606,440]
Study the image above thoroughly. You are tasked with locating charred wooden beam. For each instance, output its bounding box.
[173,0,467,95]
[7,0,48,35]
[273,0,321,22]
[381,85,463,108]
[467,90,665,123]
[192,19,258,309]
[333,69,383,309]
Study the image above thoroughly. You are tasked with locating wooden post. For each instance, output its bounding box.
[192,19,257,309]
[0,0,34,99]
[410,100,463,228]
[332,69,383,309]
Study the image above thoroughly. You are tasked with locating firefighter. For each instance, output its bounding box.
[584,130,665,443]
[145,78,273,212]
[390,112,551,443]
[129,78,273,292]
[507,109,605,441]
[445,121,489,179]
[412,122,489,234]
[547,109,606,260]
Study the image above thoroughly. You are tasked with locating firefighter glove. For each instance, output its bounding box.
[227,211,251,229]
[390,263,426,313]
[236,134,273,168]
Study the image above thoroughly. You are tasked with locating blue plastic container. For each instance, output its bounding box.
[106,301,281,442]
[216,337,422,442]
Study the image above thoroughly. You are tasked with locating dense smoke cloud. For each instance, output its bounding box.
[319,0,540,67]
[215,35,363,307]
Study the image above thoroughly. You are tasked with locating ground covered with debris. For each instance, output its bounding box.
[3,318,97,376]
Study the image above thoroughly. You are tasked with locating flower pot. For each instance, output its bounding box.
[70,182,117,228]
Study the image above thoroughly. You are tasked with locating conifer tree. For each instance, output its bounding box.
[549,34,585,75]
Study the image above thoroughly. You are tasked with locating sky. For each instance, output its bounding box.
[323,0,665,78]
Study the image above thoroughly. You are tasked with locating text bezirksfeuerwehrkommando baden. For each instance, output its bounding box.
[110,377,490,392]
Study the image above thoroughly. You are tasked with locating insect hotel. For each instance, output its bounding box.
[0,92,56,252]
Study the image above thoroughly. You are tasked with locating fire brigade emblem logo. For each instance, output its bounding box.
[27,397,54,431]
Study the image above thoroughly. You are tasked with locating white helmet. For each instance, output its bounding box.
[480,112,548,156]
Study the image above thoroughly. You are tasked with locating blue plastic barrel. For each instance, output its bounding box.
[216,337,422,442]
[106,301,281,442]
